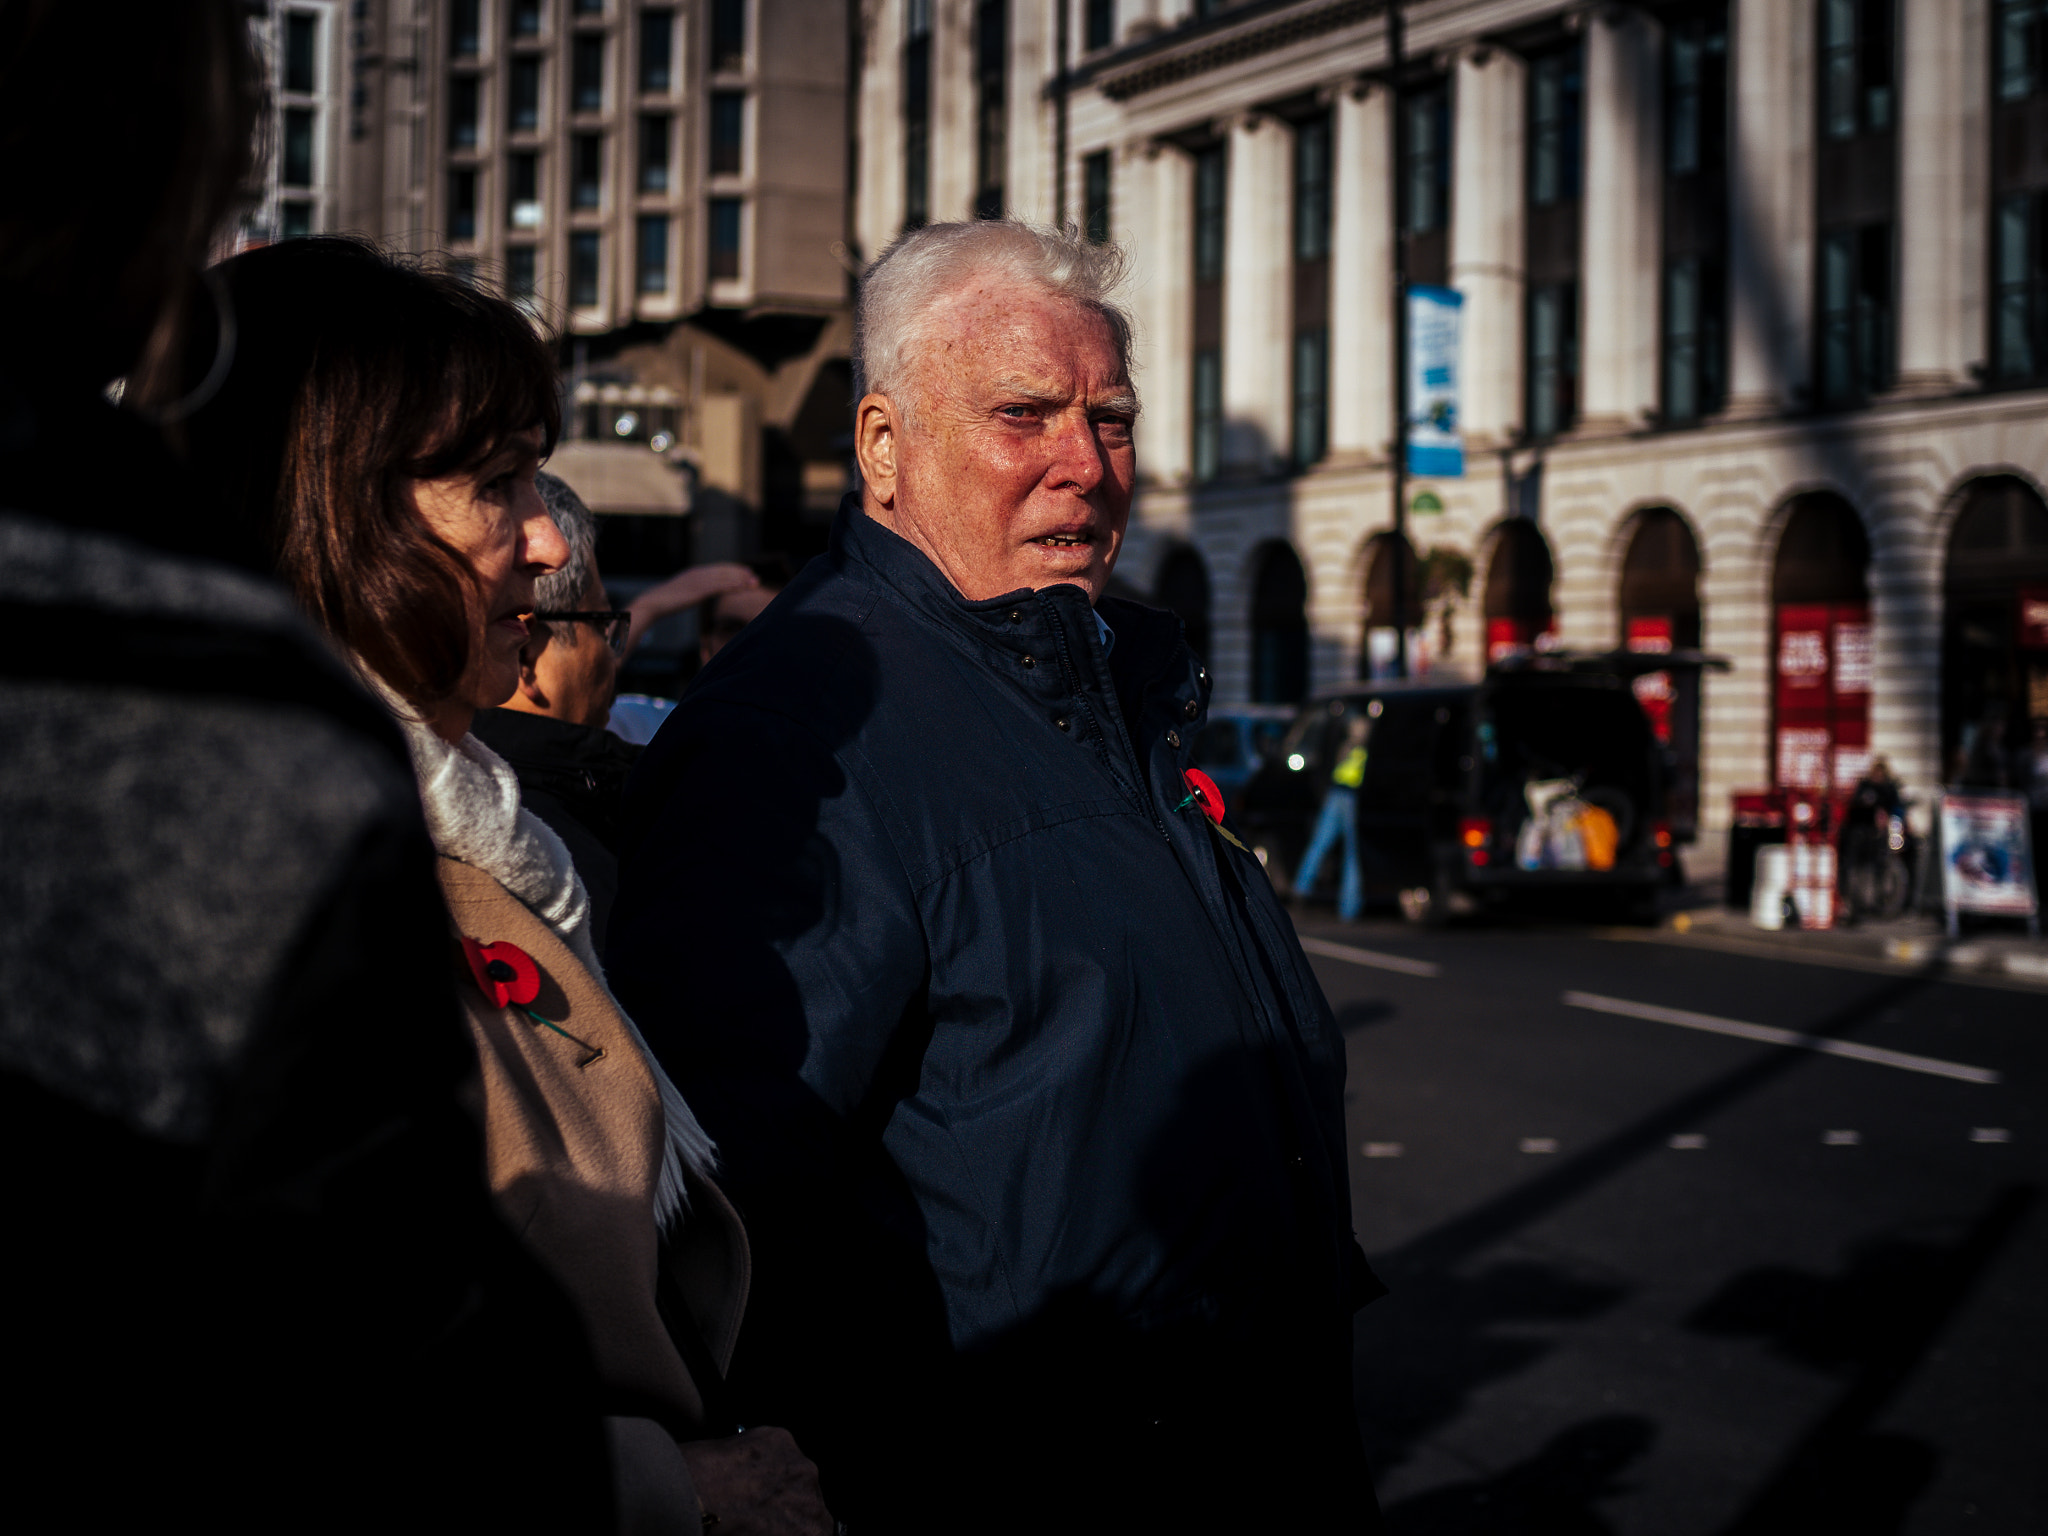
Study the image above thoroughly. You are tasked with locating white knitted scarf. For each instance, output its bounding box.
[372,677,715,1229]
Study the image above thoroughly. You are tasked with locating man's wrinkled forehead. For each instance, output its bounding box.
[910,281,1130,401]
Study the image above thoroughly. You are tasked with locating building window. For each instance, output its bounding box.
[1192,141,1225,481]
[1083,150,1110,243]
[449,74,480,148]
[285,11,318,94]
[507,246,538,301]
[282,107,315,187]
[711,0,745,71]
[1399,79,1451,287]
[1815,0,1897,405]
[574,0,604,14]
[572,35,604,112]
[508,151,542,227]
[450,167,478,240]
[903,0,931,229]
[640,8,674,93]
[569,230,601,306]
[1085,0,1114,52]
[1662,3,1730,424]
[709,196,742,279]
[281,200,314,239]
[511,0,542,38]
[1992,0,2048,382]
[639,113,671,191]
[637,215,669,292]
[973,0,1006,219]
[572,133,602,209]
[509,57,541,132]
[1292,113,1331,471]
[1524,41,1583,439]
[710,91,744,176]
[451,0,480,58]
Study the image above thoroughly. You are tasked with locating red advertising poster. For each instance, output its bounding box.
[1627,615,1674,743]
[2020,586,2048,650]
[1773,603,1872,793]
[1488,617,1529,662]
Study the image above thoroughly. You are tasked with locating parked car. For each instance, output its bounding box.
[1238,652,1726,924]
[1188,704,1296,816]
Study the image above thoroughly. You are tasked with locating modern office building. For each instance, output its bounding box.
[853,0,2048,848]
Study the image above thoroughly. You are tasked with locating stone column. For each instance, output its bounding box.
[1449,45,1526,447]
[1725,0,1814,416]
[1329,81,1393,463]
[1222,111,1291,475]
[1580,7,1662,431]
[1895,0,1974,394]
[1134,143,1193,486]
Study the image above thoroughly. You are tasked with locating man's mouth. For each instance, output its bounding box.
[1034,532,1094,549]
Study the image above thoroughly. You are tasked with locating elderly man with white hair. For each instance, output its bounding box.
[609,221,1382,1534]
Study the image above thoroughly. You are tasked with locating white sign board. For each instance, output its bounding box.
[1939,791,2039,922]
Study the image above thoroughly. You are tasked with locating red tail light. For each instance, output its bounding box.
[1653,820,1674,866]
[1460,817,1492,867]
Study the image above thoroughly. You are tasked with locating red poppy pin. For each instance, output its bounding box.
[458,936,605,1069]
[1181,768,1226,825]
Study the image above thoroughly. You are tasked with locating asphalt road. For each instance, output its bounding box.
[1295,910,2046,1535]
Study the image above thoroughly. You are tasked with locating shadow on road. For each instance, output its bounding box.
[1381,1414,1658,1536]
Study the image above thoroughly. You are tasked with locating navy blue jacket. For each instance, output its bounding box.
[610,501,1377,1530]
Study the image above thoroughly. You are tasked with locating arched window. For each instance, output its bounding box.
[1618,507,1704,834]
[1152,544,1213,665]
[1770,492,1871,790]
[1482,520,1555,661]
[1249,541,1310,703]
[1358,533,1421,679]
[1943,475,2048,786]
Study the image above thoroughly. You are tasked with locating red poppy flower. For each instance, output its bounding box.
[1182,768,1226,826]
[460,936,541,1009]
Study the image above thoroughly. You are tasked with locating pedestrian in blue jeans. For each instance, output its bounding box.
[1293,715,1369,920]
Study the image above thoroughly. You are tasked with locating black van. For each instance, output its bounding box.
[1239,654,1723,923]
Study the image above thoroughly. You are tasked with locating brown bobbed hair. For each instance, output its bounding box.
[182,237,562,711]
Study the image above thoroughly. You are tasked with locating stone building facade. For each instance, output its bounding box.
[852,0,2048,845]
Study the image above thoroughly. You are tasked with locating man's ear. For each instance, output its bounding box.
[514,641,548,707]
[853,392,899,508]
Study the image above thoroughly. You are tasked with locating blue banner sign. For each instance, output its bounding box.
[1407,284,1464,478]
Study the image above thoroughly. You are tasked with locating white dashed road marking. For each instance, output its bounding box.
[1971,1127,2013,1143]
[1299,937,1443,977]
[1361,1142,1405,1158]
[1520,1137,1559,1154]
[1668,1134,1708,1150]
[1560,991,2001,1085]
[1824,1129,1862,1146]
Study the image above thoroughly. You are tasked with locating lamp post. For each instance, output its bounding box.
[1387,0,1408,678]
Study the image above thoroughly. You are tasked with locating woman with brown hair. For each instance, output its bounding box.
[180,237,831,1536]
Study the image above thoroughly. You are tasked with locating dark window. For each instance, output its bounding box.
[974,0,1006,219]
[572,133,602,209]
[1525,41,1583,439]
[281,200,313,239]
[282,107,315,187]
[1083,150,1110,243]
[572,36,604,112]
[1292,113,1331,470]
[511,0,542,38]
[1085,0,1114,52]
[1192,141,1225,481]
[507,246,537,300]
[1818,223,1894,401]
[569,230,601,306]
[1662,4,1730,423]
[508,150,541,227]
[710,91,744,175]
[639,113,671,190]
[509,57,541,132]
[574,0,603,13]
[640,9,673,92]
[449,74,480,148]
[709,196,742,278]
[285,12,318,94]
[1815,0,1897,405]
[451,0,480,58]
[904,0,930,229]
[1992,2,2048,382]
[637,215,669,292]
[711,0,745,71]
[1250,542,1311,704]
[1153,545,1212,664]
[1400,79,1451,287]
[450,167,478,240]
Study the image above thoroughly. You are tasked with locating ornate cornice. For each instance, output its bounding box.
[1084,0,1382,103]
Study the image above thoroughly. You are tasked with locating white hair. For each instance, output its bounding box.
[852,220,1136,409]
[533,470,598,611]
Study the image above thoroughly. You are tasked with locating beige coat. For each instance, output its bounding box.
[439,855,749,1431]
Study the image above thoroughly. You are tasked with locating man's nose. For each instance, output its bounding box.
[1047,408,1108,495]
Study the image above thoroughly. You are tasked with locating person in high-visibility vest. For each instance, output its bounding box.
[1293,714,1369,920]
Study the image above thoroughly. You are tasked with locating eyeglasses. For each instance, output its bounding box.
[533,609,633,657]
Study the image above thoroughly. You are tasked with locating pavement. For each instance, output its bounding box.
[1287,904,2045,1535]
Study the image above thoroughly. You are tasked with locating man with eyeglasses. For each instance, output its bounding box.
[472,471,753,945]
